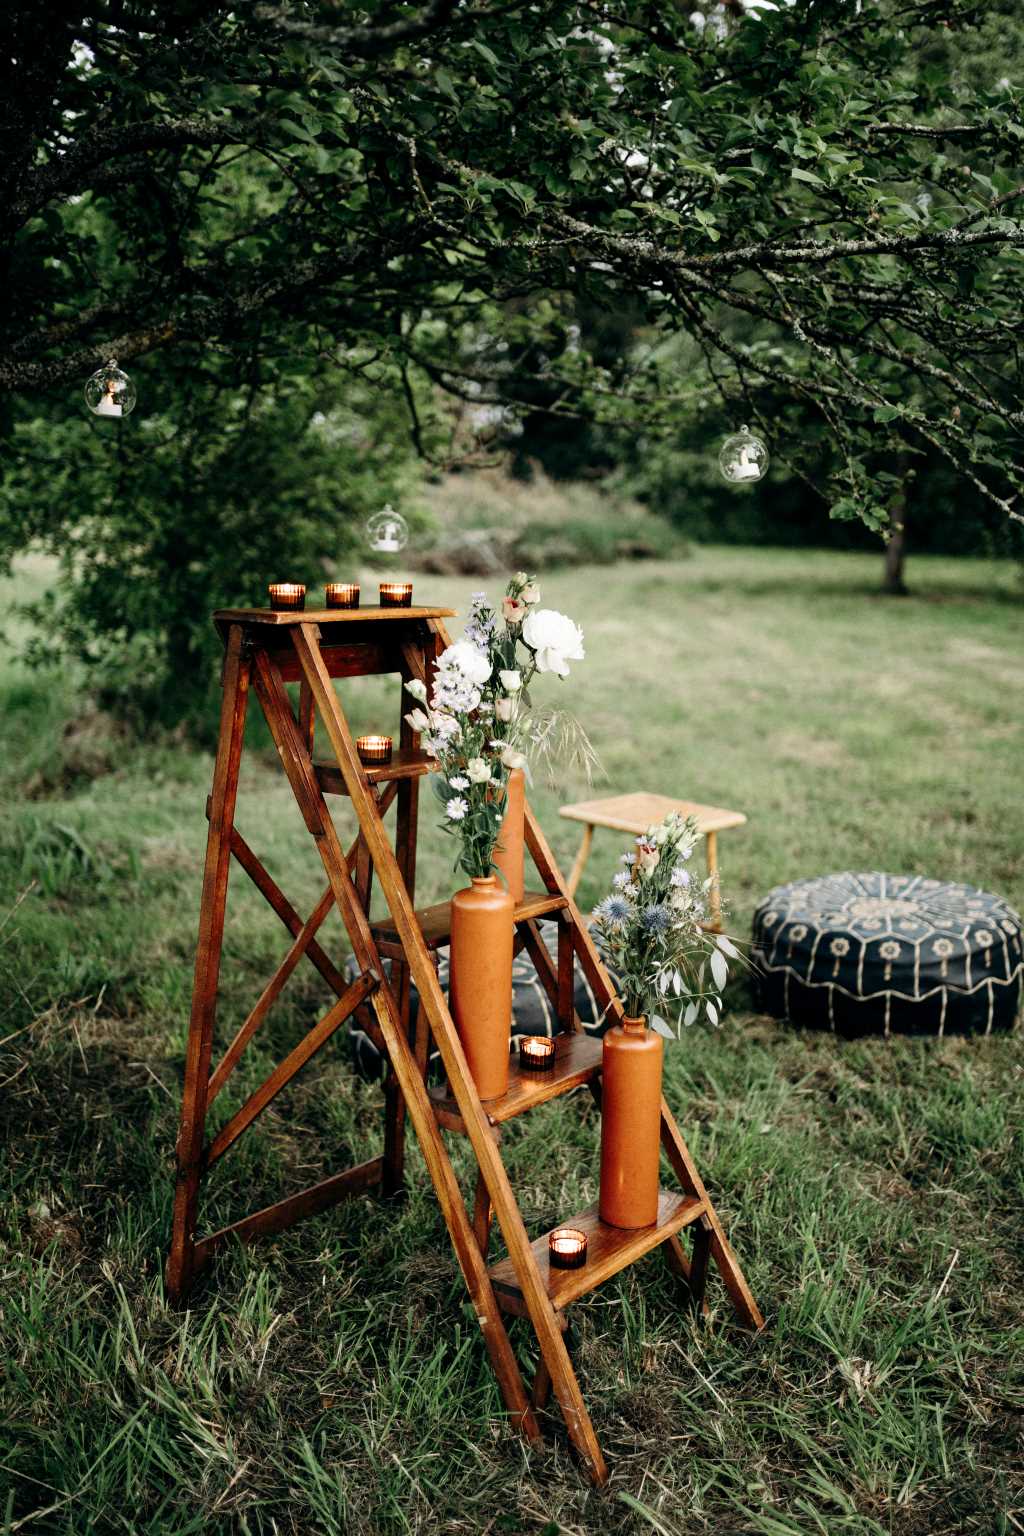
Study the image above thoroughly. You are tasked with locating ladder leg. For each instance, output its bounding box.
[293,626,607,1479]
[557,911,574,1029]
[382,710,419,1196]
[167,626,250,1302]
[472,1125,501,1258]
[659,1099,763,1331]
[688,1218,712,1313]
[256,636,541,1446]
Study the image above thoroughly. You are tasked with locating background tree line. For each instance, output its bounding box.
[1,0,1022,726]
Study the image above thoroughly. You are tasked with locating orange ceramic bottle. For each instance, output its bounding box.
[599,1015,663,1228]
[449,875,514,1099]
[492,767,525,904]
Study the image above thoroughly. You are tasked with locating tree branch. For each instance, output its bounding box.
[6,116,255,229]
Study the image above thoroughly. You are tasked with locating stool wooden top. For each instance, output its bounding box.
[559,791,747,837]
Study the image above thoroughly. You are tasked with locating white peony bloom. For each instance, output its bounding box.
[494,697,513,722]
[404,708,430,733]
[501,746,527,770]
[499,669,522,693]
[404,678,428,703]
[521,609,585,677]
[466,757,492,783]
[439,639,491,686]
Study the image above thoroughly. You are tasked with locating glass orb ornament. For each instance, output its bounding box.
[365,504,409,555]
[84,359,137,419]
[719,424,768,485]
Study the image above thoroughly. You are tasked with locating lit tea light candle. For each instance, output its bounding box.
[356,734,393,766]
[325,583,360,609]
[379,581,413,607]
[518,1035,555,1071]
[549,1227,588,1270]
[268,582,306,611]
[95,380,123,418]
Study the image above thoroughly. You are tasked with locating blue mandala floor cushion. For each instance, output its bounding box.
[752,873,1023,1038]
[346,923,603,1081]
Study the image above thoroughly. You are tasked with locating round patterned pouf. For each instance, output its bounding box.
[752,873,1023,1037]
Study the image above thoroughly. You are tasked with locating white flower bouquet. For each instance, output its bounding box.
[590,810,743,1033]
[461,573,597,781]
[404,574,591,879]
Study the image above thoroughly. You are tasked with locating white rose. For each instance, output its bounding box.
[501,746,527,770]
[466,757,492,783]
[521,609,585,678]
[404,708,430,733]
[499,669,522,693]
[404,678,428,703]
[494,697,513,722]
[439,640,491,687]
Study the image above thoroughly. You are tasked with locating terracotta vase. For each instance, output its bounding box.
[492,766,525,904]
[449,875,514,1100]
[599,1014,663,1228]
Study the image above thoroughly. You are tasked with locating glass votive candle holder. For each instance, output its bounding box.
[518,1035,555,1071]
[325,582,360,609]
[268,582,306,611]
[549,1227,588,1270]
[379,581,413,607]
[356,734,393,766]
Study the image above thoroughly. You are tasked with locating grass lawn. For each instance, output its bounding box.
[1,546,1022,1535]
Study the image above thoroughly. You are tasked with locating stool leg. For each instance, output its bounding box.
[566,824,593,898]
[705,829,722,933]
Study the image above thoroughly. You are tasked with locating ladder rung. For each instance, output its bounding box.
[371,889,568,952]
[315,748,433,793]
[429,1030,602,1132]
[488,1191,706,1314]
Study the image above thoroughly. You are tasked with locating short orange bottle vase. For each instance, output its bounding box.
[599,1015,663,1228]
[492,767,525,904]
[449,875,514,1100]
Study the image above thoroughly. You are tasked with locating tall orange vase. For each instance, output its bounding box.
[449,875,514,1100]
[599,1015,663,1227]
[492,766,525,903]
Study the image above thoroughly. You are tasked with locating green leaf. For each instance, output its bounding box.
[790,167,826,187]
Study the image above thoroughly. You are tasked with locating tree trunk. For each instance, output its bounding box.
[883,520,908,595]
[883,459,910,595]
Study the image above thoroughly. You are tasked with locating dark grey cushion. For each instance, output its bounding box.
[346,920,603,1080]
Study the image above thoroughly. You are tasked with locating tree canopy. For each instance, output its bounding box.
[1,1,1022,718]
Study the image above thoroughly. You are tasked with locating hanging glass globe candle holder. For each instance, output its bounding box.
[84,359,137,419]
[365,504,409,554]
[719,424,768,485]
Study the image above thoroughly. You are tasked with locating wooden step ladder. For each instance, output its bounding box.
[166,600,763,1485]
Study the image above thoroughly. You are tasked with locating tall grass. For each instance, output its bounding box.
[1,547,1022,1534]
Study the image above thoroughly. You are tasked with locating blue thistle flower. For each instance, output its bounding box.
[640,903,672,934]
[594,895,631,929]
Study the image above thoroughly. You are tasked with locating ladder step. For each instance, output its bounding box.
[429,1030,602,1132]
[371,889,568,952]
[488,1191,706,1314]
[315,748,433,793]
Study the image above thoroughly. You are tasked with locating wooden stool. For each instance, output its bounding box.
[559,791,747,932]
